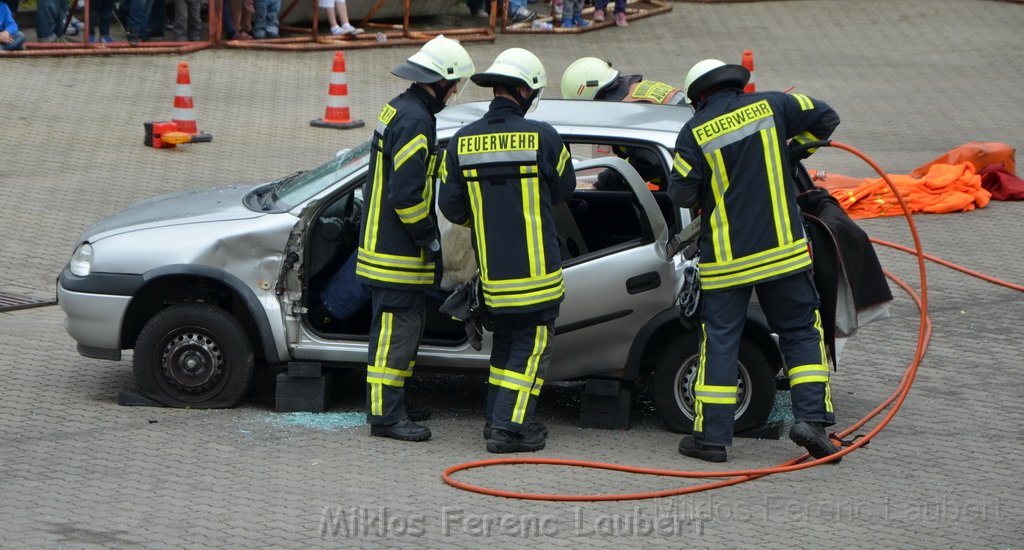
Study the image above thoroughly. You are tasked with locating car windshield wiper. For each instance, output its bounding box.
[259,171,305,211]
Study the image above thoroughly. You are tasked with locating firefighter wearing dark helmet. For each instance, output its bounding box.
[438,48,576,453]
[668,59,842,463]
[357,35,474,442]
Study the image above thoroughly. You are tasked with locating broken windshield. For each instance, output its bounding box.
[271,141,371,209]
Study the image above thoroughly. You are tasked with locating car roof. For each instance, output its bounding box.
[436,99,690,148]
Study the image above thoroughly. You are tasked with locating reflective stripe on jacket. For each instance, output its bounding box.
[438,97,577,314]
[357,85,444,289]
[668,89,840,291]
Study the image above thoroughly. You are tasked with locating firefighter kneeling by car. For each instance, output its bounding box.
[439,48,577,453]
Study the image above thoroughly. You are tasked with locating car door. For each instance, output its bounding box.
[548,156,675,381]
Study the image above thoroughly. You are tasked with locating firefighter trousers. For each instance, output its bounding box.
[695,271,834,446]
[485,308,557,433]
[365,287,426,426]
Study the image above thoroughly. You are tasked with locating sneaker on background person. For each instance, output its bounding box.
[511,6,536,22]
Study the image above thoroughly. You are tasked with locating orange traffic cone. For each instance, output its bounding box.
[311,51,365,130]
[171,61,212,143]
[741,49,756,93]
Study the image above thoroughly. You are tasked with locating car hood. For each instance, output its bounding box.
[82,183,265,242]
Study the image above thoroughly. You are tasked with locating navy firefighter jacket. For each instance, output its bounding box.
[356,85,446,290]
[668,88,839,291]
[438,97,576,314]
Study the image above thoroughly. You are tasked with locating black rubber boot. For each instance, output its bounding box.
[483,421,547,440]
[370,419,431,442]
[678,436,727,463]
[789,421,841,462]
[486,427,546,453]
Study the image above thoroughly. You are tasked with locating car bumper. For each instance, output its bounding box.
[57,267,142,361]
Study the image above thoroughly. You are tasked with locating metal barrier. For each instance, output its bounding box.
[3,0,497,56]
[498,0,671,34]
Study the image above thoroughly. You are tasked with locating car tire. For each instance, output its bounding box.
[133,304,254,408]
[652,331,775,434]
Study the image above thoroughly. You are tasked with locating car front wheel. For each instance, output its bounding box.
[133,304,254,408]
[652,331,775,434]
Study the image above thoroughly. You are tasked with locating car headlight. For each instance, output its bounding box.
[69,243,94,277]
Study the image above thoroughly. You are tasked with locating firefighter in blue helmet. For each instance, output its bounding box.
[357,35,475,442]
[438,48,577,453]
[668,59,842,463]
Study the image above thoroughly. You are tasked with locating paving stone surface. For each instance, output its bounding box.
[2,0,1023,547]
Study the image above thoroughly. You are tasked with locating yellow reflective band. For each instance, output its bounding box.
[790,375,830,386]
[825,381,834,413]
[394,134,428,171]
[489,365,534,384]
[521,171,543,277]
[368,364,414,378]
[367,311,396,411]
[378,103,397,125]
[438,150,449,183]
[468,181,489,279]
[761,128,792,246]
[370,382,382,415]
[693,99,774,145]
[395,199,429,224]
[707,150,733,262]
[458,132,539,155]
[694,323,708,433]
[355,264,435,285]
[366,374,406,387]
[523,325,549,391]
[364,154,385,252]
[695,383,737,405]
[512,390,528,424]
[792,93,814,111]
[673,152,692,178]
[556,145,571,176]
[488,376,542,396]
[374,311,393,373]
[793,131,821,155]
[700,251,811,290]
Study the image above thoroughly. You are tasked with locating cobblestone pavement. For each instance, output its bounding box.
[2,0,1023,547]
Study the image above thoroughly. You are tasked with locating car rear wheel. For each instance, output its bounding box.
[133,304,254,408]
[652,331,775,434]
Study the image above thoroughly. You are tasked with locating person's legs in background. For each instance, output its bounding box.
[125,0,154,43]
[612,0,627,26]
[89,0,115,41]
[35,0,68,41]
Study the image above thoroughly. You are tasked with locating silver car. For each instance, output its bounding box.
[57,99,783,433]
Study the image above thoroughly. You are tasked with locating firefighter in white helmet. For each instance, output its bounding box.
[357,35,474,442]
[438,48,576,453]
[560,56,683,191]
[560,56,685,104]
[669,58,841,462]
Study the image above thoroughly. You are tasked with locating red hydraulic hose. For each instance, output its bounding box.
[441,141,952,501]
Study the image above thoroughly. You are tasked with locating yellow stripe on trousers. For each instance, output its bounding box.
[368,311,394,416]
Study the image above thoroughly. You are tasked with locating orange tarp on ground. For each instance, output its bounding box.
[808,142,1014,219]
[820,163,991,219]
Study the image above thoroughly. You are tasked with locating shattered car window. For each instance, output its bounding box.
[273,141,371,208]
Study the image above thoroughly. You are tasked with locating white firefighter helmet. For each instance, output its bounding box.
[392,35,475,83]
[683,58,750,105]
[560,57,619,100]
[471,47,547,90]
